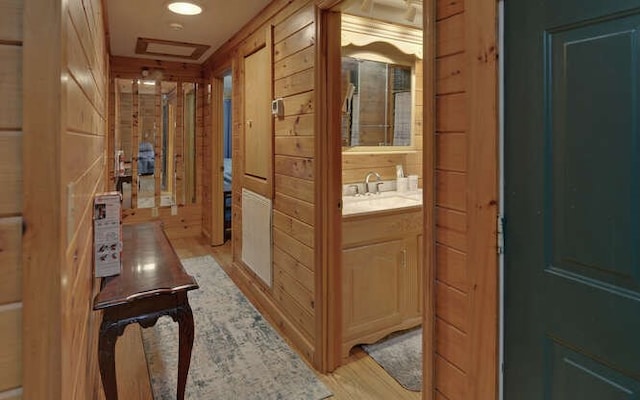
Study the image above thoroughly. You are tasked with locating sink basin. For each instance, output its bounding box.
[342,191,422,215]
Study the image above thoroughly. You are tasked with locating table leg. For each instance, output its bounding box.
[98,321,120,400]
[176,300,195,400]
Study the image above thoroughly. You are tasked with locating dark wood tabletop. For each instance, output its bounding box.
[94,221,198,310]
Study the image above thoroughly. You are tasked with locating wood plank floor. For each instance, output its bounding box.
[112,235,422,400]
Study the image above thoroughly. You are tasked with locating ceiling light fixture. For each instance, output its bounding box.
[167,1,202,16]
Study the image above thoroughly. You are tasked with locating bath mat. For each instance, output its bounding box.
[362,327,422,391]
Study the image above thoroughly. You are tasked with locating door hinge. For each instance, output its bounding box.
[497,214,505,255]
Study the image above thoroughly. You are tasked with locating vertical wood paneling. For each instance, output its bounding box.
[0,45,22,130]
[0,132,22,215]
[23,0,62,397]
[0,306,21,392]
[0,0,23,42]
[0,218,21,305]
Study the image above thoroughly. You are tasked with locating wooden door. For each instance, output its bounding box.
[505,1,640,397]
[243,45,273,197]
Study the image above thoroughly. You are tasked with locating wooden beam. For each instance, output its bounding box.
[423,0,437,398]
[22,0,63,398]
[316,8,342,373]
[465,0,498,399]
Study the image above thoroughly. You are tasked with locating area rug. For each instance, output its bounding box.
[141,255,332,400]
[362,327,422,392]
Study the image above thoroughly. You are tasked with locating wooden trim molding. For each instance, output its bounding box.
[316,7,343,373]
[341,14,423,59]
[22,0,63,398]
[422,0,436,398]
[465,0,499,399]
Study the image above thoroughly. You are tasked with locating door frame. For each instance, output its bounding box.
[315,0,439,385]
[209,64,232,246]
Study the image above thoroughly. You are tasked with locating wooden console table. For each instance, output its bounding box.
[93,221,199,400]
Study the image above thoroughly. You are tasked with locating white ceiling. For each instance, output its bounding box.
[106,0,422,64]
[106,0,272,64]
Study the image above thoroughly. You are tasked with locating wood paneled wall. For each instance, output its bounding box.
[108,57,205,239]
[429,0,498,399]
[0,2,23,398]
[205,0,323,368]
[22,0,108,399]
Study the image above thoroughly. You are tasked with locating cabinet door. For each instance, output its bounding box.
[401,234,422,320]
[343,239,405,341]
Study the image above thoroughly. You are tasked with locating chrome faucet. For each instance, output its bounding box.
[364,171,382,194]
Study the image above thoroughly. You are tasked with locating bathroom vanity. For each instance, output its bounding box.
[341,191,423,357]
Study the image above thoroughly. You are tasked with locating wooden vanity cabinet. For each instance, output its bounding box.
[342,207,423,357]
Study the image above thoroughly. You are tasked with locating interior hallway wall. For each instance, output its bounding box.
[22,0,109,398]
[205,0,324,368]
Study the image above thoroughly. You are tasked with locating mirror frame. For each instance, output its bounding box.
[340,13,423,153]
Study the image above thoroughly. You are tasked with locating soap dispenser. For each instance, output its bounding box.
[396,165,408,192]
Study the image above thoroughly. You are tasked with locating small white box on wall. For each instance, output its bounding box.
[93,192,122,277]
[271,98,284,118]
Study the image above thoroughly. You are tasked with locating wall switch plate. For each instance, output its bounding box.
[152,207,158,217]
[271,98,284,117]
[171,204,178,216]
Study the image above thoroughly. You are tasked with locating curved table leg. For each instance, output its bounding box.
[176,299,195,400]
[98,319,122,400]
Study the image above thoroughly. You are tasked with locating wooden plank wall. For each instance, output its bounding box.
[0,0,23,398]
[205,0,323,367]
[432,0,498,399]
[22,0,108,398]
[342,58,424,187]
[109,57,205,239]
[61,0,108,398]
[434,2,471,399]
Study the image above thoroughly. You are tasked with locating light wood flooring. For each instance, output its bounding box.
[112,235,422,400]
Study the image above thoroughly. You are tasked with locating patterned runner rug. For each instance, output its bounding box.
[362,327,423,392]
[142,255,332,400]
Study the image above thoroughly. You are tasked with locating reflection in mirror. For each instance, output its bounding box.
[162,81,178,201]
[342,57,412,146]
[137,82,157,207]
[338,7,423,151]
[114,78,197,209]
[183,82,197,205]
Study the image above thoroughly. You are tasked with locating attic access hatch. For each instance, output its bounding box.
[135,37,210,60]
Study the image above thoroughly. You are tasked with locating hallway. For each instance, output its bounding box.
[112,236,421,400]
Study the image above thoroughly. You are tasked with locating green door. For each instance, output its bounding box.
[505,1,640,398]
